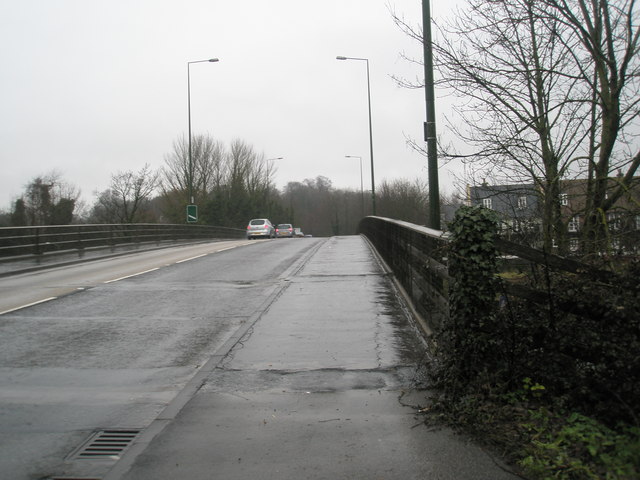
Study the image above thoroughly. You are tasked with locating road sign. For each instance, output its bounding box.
[187,204,198,223]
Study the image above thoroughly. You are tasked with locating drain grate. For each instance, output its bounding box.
[69,429,141,460]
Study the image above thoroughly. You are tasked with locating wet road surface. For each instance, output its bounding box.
[0,237,322,479]
[108,236,519,480]
[0,235,519,479]
[0,240,253,314]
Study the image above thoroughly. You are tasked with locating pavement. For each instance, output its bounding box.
[99,235,520,480]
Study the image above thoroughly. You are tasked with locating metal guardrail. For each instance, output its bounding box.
[0,223,246,260]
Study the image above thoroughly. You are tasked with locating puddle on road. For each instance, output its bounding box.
[372,282,429,366]
[203,366,423,394]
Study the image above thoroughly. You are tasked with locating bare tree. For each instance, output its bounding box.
[92,164,159,223]
[205,139,280,226]
[392,0,640,254]
[161,134,226,206]
[542,0,640,253]
[377,178,430,225]
[280,176,432,236]
[160,135,281,225]
[394,0,589,252]
[282,176,336,236]
[11,172,81,225]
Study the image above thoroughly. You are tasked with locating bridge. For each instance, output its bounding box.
[0,219,527,480]
[0,217,618,479]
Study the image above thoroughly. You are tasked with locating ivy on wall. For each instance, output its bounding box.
[433,205,503,394]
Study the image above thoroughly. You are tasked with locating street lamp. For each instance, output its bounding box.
[345,155,364,218]
[187,57,218,222]
[336,56,376,215]
[422,1,440,229]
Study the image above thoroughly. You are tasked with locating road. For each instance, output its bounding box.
[0,240,255,315]
[0,237,323,480]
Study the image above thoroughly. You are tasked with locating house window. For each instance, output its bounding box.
[482,198,492,209]
[636,215,640,230]
[570,238,579,252]
[560,193,568,206]
[518,196,527,209]
[568,216,580,232]
[607,212,621,231]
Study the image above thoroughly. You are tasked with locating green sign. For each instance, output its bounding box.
[186,204,198,223]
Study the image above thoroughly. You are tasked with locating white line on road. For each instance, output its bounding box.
[104,268,160,284]
[175,246,237,264]
[0,297,58,315]
[175,254,207,264]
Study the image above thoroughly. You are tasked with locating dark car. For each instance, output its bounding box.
[246,219,275,239]
[275,223,294,238]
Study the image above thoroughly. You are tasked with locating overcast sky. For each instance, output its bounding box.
[0,0,462,210]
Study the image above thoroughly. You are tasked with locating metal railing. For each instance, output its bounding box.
[0,223,246,260]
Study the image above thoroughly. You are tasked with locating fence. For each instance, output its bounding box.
[0,223,246,260]
[358,215,616,335]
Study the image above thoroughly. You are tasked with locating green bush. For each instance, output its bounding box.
[520,410,640,479]
[424,206,640,478]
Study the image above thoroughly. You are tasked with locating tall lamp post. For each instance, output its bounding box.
[345,155,364,218]
[422,1,440,229]
[337,56,376,215]
[187,57,218,223]
[266,156,284,169]
[266,156,283,188]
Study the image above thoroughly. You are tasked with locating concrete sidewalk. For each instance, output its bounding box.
[107,236,519,480]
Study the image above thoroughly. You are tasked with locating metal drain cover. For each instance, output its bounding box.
[69,429,141,460]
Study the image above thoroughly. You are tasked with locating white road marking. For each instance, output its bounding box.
[175,246,236,263]
[0,297,58,315]
[104,268,160,284]
[175,254,207,264]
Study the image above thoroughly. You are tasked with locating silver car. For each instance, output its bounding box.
[246,218,275,239]
[275,223,294,238]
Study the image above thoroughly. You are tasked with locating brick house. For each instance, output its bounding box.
[466,182,542,244]
[467,177,640,253]
[558,175,640,253]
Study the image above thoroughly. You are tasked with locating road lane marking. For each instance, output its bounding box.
[0,297,58,315]
[103,268,160,284]
[174,246,237,264]
[175,254,207,264]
